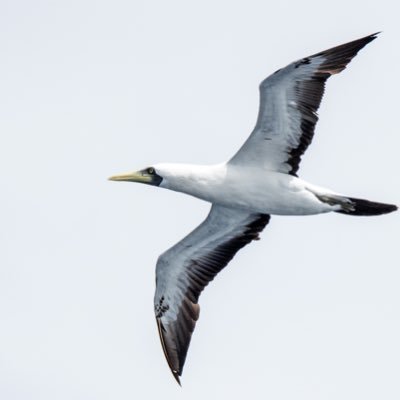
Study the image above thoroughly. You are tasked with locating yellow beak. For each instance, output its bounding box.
[108,170,153,183]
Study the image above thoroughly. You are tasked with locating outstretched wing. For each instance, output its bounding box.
[154,205,270,384]
[229,33,378,176]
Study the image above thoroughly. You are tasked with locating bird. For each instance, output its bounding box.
[109,32,397,384]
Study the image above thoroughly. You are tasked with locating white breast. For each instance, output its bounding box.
[157,163,332,215]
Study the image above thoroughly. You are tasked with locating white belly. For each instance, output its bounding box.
[162,164,334,216]
[206,173,332,215]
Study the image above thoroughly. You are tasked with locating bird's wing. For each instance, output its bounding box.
[154,205,270,384]
[229,33,378,176]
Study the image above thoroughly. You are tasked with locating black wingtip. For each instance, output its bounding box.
[330,31,380,55]
[309,31,381,78]
[367,31,380,38]
[370,31,381,38]
[361,31,380,44]
[352,32,379,51]
[172,371,182,386]
[156,317,183,386]
[351,32,380,50]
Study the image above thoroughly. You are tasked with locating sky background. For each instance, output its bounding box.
[1,1,399,399]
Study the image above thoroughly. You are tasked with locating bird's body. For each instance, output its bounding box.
[155,162,334,215]
[110,32,397,384]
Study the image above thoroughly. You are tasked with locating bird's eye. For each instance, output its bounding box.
[147,167,155,174]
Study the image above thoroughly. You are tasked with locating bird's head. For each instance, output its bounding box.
[109,163,212,192]
[109,166,163,186]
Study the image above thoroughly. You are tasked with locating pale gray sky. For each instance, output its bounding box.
[1,1,399,399]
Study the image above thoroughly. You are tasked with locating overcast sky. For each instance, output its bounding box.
[1,1,399,399]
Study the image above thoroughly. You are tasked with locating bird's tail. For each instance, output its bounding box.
[334,196,398,216]
[314,192,397,216]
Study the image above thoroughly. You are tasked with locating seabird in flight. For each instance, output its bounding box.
[110,33,397,384]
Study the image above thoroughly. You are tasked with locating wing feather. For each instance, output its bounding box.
[229,33,379,176]
[154,205,270,383]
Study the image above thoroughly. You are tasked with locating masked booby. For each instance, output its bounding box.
[110,33,397,384]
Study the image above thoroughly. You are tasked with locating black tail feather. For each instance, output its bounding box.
[335,197,398,216]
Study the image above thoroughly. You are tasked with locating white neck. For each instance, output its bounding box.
[155,163,227,198]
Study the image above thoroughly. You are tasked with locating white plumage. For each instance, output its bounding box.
[110,32,397,384]
[155,163,334,215]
